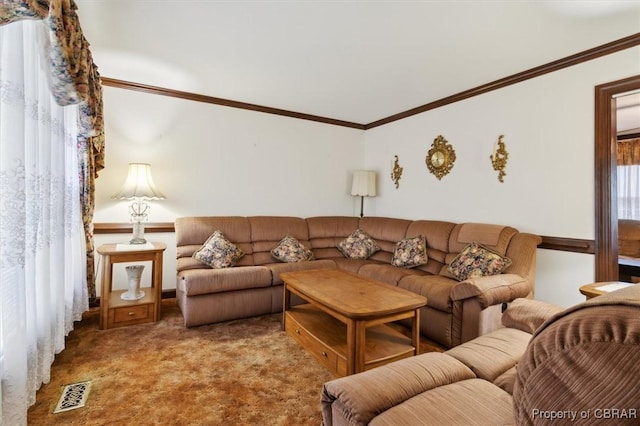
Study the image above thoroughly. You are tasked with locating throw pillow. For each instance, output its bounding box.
[271,235,314,263]
[391,235,428,268]
[447,242,512,281]
[337,229,381,259]
[192,230,244,269]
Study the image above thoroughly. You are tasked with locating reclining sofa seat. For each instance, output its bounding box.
[175,215,541,348]
[320,284,640,425]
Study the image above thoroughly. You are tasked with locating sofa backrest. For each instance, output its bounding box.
[307,216,360,259]
[358,217,412,263]
[174,216,255,272]
[513,284,640,423]
[247,216,311,265]
[405,220,456,275]
[174,216,539,284]
[174,216,253,271]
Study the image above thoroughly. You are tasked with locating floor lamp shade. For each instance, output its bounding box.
[351,170,377,217]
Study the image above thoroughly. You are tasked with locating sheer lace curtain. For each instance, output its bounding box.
[618,165,640,220]
[0,19,88,425]
[617,138,640,220]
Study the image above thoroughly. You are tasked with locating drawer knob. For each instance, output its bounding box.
[295,329,301,334]
[128,312,135,316]
[321,351,327,357]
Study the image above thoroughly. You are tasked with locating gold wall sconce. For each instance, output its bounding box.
[490,135,509,183]
[390,155,403,189]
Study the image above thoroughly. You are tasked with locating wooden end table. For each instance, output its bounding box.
[97,242,166,330]
[579,281,636,300]
[281,269,427,376]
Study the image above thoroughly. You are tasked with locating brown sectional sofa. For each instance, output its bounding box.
[175,216,541,348]
[321,284,640,425]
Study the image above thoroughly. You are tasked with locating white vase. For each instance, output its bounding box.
[122,265,145,300]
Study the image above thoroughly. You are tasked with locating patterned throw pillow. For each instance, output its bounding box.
[391,235,428,268]
[337,229,381,259]
[193,230,244,269]
[447,242,512,281]
[271,235,314,263]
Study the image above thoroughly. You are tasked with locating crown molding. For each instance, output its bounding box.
[100,77,366,130]
[101,33,640,130]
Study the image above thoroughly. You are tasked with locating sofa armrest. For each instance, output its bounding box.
[450,273,530,308]
[321,353,475,426]
[501,298,565,334]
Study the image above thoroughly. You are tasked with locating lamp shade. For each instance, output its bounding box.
[351,170,377,197]
[112,163,165,200]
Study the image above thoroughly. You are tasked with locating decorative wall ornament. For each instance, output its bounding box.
[390,155,403,189]
[490,134,509,183]
[426,135,456,180]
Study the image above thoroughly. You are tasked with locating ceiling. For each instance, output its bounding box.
[75,0,640,128]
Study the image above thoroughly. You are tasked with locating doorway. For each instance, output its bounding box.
[595,75,640,282]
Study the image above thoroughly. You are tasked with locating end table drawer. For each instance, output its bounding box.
[112,304,151,324]
[285,312,339,373]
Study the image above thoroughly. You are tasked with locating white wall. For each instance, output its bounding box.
[363,47,640,307]
[93,48,639,307]
[93,87,365,294]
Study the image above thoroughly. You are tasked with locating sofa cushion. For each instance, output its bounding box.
[192,230,244,269]
[358,263,428,286]
[447,242,511,281]
[445,327,531,383]
[330,258,381,274]
[369,379,514,426]
[398,275,457,312]
[321,352,476,426]
[501,297,564,334]
[391,235,428,268]
[270,235,314,263]
[493,366,517,395]
[268,260,338,285]
[177,266,272,296]
[337,229,381,259]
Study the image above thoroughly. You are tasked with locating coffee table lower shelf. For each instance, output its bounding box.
[285,304,416,377]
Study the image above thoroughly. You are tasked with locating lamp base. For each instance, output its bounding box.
[130,220,147,244]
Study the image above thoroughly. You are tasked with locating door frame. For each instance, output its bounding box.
[595,75,640,281]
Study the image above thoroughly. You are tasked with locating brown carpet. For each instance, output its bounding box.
[28,299,444,425]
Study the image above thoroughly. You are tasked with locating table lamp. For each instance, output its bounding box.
[112,163,165,244]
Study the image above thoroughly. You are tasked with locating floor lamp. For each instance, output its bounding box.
[351,170,377,217]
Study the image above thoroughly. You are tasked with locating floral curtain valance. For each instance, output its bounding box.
[1,0,104,147]
[617,138,640,166]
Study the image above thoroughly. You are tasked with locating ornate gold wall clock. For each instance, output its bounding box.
[426,135,456,180]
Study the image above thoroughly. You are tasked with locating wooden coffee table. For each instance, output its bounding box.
[281,269,427,376]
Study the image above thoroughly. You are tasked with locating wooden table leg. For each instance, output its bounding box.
[282,283,290,330]
[346,319,356,375]
[99,254,112,330]
[412,308,421,355]
[354,320,367,373]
